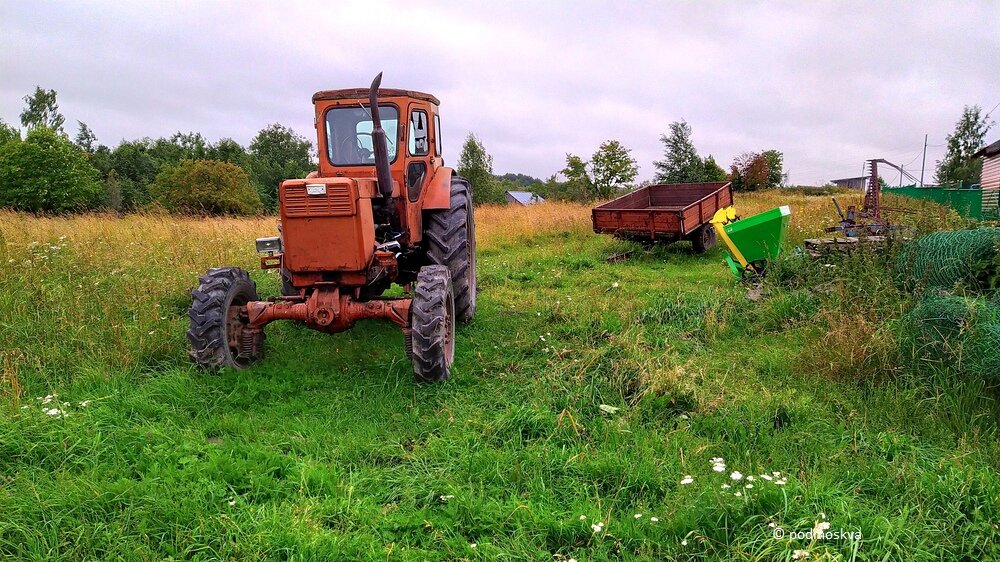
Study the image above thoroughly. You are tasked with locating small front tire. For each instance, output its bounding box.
[410,265,455,383]
[187,267,264,370]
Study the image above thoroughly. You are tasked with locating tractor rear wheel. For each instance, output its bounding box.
[410,265,455,383]
[426,177,476,323]
[280,267,297,297]
[691,224,717,254]
[187,267,264,370]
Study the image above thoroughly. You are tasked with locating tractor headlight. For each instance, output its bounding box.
[255,236,281,254]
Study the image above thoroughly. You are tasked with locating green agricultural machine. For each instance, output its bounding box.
[712,205,792,279]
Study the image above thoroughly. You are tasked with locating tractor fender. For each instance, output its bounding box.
[423,167,453,210]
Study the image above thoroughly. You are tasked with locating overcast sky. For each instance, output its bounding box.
[2,1,998,185]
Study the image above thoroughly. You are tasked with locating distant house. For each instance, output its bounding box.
[505,191,545,206]
[829,176,868,189]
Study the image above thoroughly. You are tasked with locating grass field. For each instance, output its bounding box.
[2,190,998,561]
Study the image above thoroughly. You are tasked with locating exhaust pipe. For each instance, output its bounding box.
[368,72,394,199]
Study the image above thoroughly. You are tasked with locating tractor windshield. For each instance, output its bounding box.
[325,105,399,166]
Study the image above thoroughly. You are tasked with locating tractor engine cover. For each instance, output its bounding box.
[279,177,375,272]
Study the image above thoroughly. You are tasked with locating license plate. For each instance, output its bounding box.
[306,184,326,195]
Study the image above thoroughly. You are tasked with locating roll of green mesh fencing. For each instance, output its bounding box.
[899,294,1000,379]
[894,228,1000,292]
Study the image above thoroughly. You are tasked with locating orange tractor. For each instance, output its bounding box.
[187,73,476,382]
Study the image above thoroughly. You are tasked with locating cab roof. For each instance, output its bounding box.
[312,88,440,105]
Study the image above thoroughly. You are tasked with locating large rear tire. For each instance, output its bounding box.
[425,177,476,323]
[187,267,263,370]
[410,265,455,383]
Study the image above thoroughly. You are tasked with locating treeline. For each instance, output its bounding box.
[0,87,313,214]
[456,120,787,204]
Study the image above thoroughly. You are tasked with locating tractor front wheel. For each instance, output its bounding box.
[410,265,455,383]
[187,267,264,370]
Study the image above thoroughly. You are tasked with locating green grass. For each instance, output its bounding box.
[2,204,1000,560]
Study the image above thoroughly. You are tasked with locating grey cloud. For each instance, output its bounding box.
[1,0,997,185]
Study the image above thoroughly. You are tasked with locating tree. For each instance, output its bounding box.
[762,150,786,188]
[208,137,249,168]
[20,87,65,134]
[0,120,20,146]
[74,121,97,153]
[109,140,159,209]
[149,159,262,215]
[0,127,103,212]
[590,140,639,199]
[560,153,594,201]
[457,133,502,204]
[729,152,771,192]
[702,155,727,182]
[248,124,313,211]
[654,120,704,183]
[935,105,994,186]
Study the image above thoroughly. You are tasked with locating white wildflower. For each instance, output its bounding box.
[734,491,742,497]
[681,539,688,546]
[228,498,236,506]
[634,513,642,519]
[768,521,776,528]
[712,463,726,473]
[792,549,810,560]
[79,400,91,407]
[730,471,743,481]
[721,483,730,489]
[745,483,753,489]
[44,408,67,418]
[760,474,773,481]
[611,282,619,289]
[746,475,754,481]
[469,543,476,548]
[680,475,694,485]
[775,479,787,486]
[590,522,604,533]
[579,514,587,520]
[650,517,659,522]
[20,405,29,410]
[439,495,454,502]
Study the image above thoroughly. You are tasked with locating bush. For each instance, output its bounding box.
[149,159,262,215]
[0,127,104,212]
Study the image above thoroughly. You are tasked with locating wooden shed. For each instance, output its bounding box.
[974,139,1000,217]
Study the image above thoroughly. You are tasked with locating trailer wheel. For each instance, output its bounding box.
[410,265,455,383]
[187,267,264,370]
[425,177,476,323]
[691,224,717,254]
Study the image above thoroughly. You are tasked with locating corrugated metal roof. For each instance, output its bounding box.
[506,191,545,205]
[973,139,1000,159]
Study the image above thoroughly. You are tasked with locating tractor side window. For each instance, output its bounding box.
[408,109,429,156]
[434,113,442,156]
[325,105,399,166]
